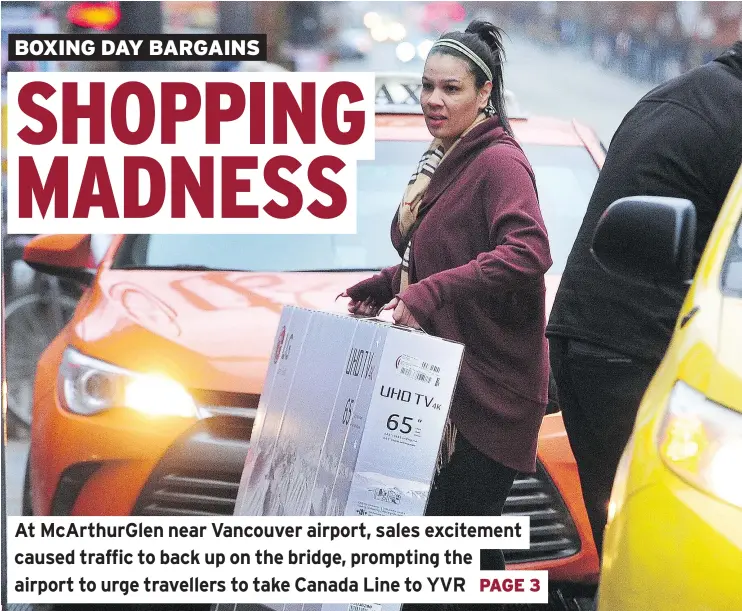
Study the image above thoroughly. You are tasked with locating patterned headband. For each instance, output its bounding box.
[429,38,493,83]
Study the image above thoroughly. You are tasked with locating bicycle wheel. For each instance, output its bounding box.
[4,292,79,428]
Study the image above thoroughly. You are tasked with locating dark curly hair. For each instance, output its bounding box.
[429,20,512,136]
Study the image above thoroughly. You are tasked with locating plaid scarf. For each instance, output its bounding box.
[395,112,487,476]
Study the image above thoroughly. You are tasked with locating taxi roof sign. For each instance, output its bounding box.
[376,72,422,108]
[374,72,526,118]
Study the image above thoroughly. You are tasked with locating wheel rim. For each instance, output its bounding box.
[5,293,78,427]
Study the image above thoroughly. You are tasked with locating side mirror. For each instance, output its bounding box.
[23,234,96,286]
[591,196,696,285]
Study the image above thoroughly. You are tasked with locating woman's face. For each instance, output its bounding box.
[421,52,492,149]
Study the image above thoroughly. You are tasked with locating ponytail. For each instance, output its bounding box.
[432,20,512,135]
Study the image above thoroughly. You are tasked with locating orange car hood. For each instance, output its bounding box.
[74,270,373,394]
[73,269,563,395]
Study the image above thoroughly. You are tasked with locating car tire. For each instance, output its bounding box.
[549,584,597,611]
[22,453,33,516]
[4,291,79,429]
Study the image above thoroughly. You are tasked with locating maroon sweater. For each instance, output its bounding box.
[347,118,552,473]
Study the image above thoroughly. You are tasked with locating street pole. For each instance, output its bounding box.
[117,0,164,71]
[218,1,253,34]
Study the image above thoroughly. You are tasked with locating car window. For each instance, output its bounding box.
[722,217,742,296]
[112,142,597,274]
[525,145,598,274]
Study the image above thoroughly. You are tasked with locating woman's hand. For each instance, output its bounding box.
[339,291,381,317]
[383,297,422,329]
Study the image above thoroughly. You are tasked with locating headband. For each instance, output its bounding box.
[429,38,493,82]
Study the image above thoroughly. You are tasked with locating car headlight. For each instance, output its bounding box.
[657,381,742,509]
[59,346,196,418]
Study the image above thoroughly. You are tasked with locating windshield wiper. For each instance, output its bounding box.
[115,264,239,271]
[291,268,382,273]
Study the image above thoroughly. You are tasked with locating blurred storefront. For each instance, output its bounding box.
[163,0,217,32]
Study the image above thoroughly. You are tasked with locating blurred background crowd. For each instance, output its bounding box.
[497,1,742,83]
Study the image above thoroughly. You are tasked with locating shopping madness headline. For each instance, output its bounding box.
[6,37,376,235]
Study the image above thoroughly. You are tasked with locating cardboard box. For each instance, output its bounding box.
[228,306,464,611]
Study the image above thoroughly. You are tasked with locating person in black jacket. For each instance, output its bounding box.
[547,40,742,557]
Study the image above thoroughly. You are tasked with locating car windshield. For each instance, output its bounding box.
[112,142,598,275]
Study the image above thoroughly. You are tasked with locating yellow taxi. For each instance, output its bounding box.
[592,163,742,609]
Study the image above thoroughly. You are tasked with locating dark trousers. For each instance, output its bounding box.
[404,433,518,611]
[549,337,659,556]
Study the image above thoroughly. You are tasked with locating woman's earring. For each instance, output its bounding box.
[484,100,496,118]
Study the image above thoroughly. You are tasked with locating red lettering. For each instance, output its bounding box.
[74,156,117,218]
[322,82,364,145]
[124,157,165,218]
[111,82,155,145]
[18,156,68,218]
[161,83,201,144]
[481,579,525,593]
[222,156,258,218]
[172,157,214,218]
[205,83,246,144]
[263,156,302,219]
[62,82,105,144]
[17,82,57,145]
[250,81,266,145]
[307,156,346,219]
[273,82,316,145]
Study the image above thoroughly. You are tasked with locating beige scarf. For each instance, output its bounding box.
[395,112,488,475]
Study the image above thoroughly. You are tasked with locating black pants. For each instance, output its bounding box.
[404,433,518,611]
[549,337,659,556]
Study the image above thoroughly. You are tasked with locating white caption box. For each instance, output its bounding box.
[8,516,547,605]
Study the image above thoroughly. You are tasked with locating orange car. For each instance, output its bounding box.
[21,80,603,606]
